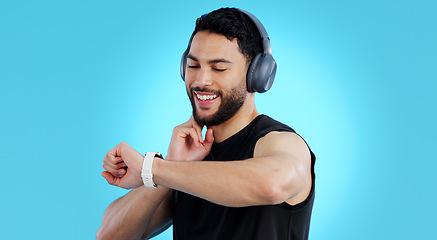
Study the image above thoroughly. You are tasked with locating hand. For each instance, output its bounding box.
[101,142,144,189]
[166,116,214,161]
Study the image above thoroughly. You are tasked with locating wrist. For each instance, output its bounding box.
[151,156,164,186]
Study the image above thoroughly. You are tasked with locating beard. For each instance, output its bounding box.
[188,84,247,126]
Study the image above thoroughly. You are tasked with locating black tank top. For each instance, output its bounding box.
[172,115,316,240]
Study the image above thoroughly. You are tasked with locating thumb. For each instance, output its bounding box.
[101,171,118,186]
[203,128,214,150]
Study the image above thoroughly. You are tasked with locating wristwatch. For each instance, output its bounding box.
[141,152,163,188]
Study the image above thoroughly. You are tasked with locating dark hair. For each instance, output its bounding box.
[188,7,263,64]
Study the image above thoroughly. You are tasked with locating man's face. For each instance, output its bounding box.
[185,31,249,126]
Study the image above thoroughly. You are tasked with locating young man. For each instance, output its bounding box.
[97,8,315,240]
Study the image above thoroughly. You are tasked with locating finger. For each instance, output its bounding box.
[205,128,214,143]
[104,148,125,174]
[191,118,204,143]
[103,155,124,167]
[107,142,130,159]
[103,156,124,169]
[113,156,124,164]
[178,115,196,128]
[178,127,201,147]
[186,128,201,147]
[105,144,120,159]
[102,161,127,177]
[175,116,203,143]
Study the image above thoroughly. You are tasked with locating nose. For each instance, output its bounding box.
[195,68,213,87]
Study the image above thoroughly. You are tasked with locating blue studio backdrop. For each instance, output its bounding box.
[1,1,436,239]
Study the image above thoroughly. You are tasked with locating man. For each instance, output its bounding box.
[97,8,315,240]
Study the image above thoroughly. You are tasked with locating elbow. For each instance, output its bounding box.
[96,227,111,240]
[260,167,307,205]
[260,180,289,205]
[96,228,105,240]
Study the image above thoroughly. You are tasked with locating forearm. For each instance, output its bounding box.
[97,186,171,240]
[153,156,304,207]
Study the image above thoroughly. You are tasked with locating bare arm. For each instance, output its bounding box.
[104,130,311,208]
[99,118,310,227]
[154,131,311,207]
[141,189,173,239]
[97,143,174,240]
[96,186,171,240]
[97,117,213,239]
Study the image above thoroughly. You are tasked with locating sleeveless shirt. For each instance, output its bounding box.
[172,115,316,240]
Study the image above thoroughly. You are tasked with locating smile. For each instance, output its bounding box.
[195,92,218,101]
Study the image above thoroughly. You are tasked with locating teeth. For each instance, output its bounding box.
[196,93,217,101]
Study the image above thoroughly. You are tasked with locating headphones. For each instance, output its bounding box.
[180,9,277,93]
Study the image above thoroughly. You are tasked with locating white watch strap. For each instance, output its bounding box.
[141,152,160,188]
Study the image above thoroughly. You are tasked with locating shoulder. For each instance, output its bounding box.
[248,115,312,164]
[254,131,310,161]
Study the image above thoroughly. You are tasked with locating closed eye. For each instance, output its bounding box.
[188,65,200,69]
[213,68,226,72]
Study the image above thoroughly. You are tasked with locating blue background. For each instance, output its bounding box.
[1,1,436,239]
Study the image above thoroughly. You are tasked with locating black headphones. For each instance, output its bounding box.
[180,9,277,93]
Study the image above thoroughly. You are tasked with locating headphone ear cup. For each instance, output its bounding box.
[180,49,188,81]
[246,53,262,92]
[247,53,277,93]
[256,54,276,93]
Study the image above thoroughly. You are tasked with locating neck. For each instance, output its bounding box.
[209,93,259,143]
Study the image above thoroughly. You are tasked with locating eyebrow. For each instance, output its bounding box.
[187,54,233,65]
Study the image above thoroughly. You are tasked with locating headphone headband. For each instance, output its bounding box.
[238,9,272,55]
